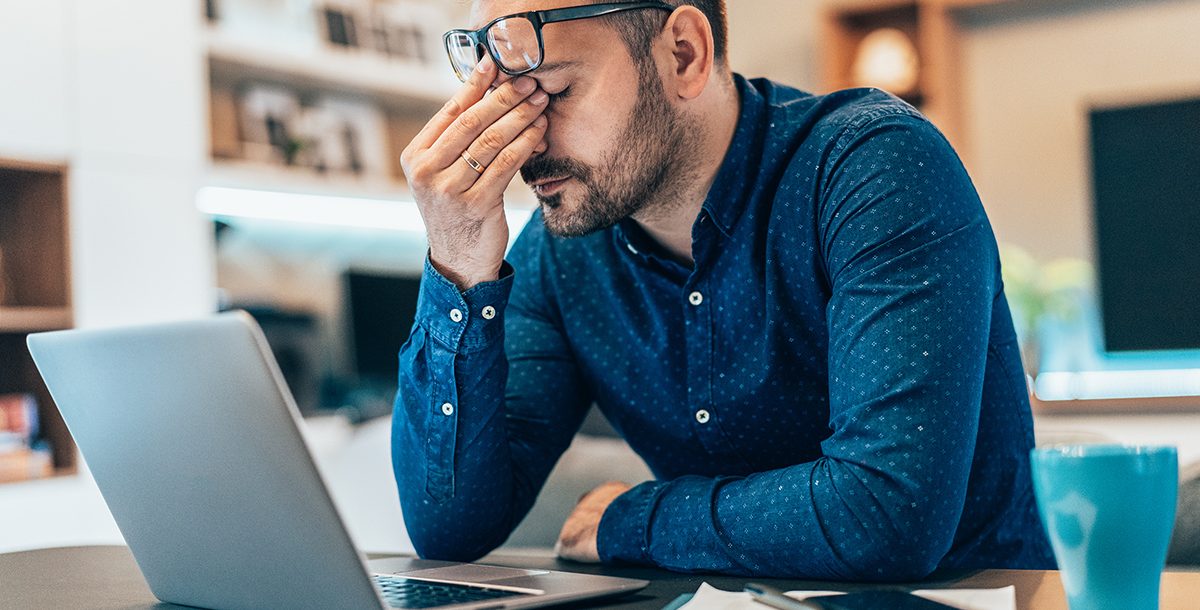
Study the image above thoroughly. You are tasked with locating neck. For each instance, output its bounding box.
[632,74,740,266]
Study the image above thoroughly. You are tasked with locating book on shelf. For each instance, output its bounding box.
[0,393,51,482]
[0,393,39,453]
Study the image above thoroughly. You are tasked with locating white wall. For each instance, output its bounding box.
[726,0,822,90]
[0,0,73,162]
[960,0,1200,261]
[69,0,215,327]
[0,0,216,328]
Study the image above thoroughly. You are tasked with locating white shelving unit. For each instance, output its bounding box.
[204,25,459,109]
[196,4,545,231]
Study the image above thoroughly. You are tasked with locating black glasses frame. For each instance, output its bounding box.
[443,2,676,81]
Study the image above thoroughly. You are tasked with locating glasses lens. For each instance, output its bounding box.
[446,31,480,81]
[487,17,540,74]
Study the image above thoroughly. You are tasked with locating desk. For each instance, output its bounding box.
[3,545,1200,609]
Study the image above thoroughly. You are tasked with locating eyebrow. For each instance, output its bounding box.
[534,60,580,75]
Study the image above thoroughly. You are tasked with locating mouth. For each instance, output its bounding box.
[529,176,571,197]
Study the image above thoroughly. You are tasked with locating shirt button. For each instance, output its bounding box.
[441,402,454,416]
[695,409,710,424]
[688,291,704,306]
[481,305,496,320]
[449,308,463,322]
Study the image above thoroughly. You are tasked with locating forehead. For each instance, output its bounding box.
[471,0,596,28]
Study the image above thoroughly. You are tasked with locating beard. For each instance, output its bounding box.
[519,68,700,238]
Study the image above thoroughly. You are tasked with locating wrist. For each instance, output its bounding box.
[428,252,501,292]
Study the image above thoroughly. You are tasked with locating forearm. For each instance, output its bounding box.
[597,453,966,580]
[393,251,590,561]
[393,259,524,560]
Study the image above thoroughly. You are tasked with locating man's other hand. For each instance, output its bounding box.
[554,481,632,563]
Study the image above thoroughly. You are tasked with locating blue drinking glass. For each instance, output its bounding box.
[1031,444,1178,610]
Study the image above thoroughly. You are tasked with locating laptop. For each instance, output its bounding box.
[27,312,647,610]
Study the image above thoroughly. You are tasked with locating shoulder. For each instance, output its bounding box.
[739,78,946,185]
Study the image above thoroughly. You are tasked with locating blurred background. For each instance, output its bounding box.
[1,0,1199,558]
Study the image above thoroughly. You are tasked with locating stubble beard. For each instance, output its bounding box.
[520,69,702,238]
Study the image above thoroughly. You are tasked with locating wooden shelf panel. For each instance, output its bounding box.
[1032,393,1200,416]
[204,26,458,110]
[0,307,73,333]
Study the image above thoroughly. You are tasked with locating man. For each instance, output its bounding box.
[394,0,1054,579]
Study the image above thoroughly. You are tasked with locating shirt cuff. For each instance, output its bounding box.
[596,480,665,564]
[416,256,514,352]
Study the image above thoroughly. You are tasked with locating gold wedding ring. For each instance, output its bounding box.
[461,150,486,175]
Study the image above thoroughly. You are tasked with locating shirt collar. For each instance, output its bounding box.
[700,74,768,238]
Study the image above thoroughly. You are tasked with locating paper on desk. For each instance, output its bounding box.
[677,582,1016,610]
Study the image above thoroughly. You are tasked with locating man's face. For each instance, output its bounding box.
[472,1,699,237]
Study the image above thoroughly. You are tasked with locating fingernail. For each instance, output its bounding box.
[530,90,548,105]
[476,57,493,73]
[515,77,535,94]
[535,115,548,128]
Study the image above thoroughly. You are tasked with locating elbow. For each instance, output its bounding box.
[840,544,943,582]
[409,530,502,564]
[835,527,952,582]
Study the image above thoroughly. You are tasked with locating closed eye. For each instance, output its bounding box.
[548,86,571,103]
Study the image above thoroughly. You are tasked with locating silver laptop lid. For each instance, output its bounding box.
[28,312,384,610]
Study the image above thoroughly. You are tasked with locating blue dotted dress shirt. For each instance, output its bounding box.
[392,75,1055,580]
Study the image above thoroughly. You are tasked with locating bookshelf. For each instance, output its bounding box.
[0,159,76,482]
[202,1,462,214]
[200,2,542,232]
[820,0,1009,160]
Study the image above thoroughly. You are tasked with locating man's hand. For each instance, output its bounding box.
[400,56,549,290]
[554,481,632,563]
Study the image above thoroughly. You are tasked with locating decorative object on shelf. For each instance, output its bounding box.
[232,82,390,179]
[851,27,920,98]
[306,96,389,177]
[999,244,1094,378]
[321,4,360,47]
[239,84,302,165]
[370,2,448,66]
[316,1,448,65]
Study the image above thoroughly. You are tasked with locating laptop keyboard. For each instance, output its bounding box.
[373,575,529,608]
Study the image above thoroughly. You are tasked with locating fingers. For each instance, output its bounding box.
[469,115,548,194]
[407,56,496,152]
[427,75,540,169]
[461,89,548,169]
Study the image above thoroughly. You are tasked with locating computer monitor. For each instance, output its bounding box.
[1089,95,1200,353]
[343,270,421,384]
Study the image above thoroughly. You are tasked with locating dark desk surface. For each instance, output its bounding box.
[3,545,1200,609]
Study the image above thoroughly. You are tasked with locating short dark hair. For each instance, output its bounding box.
[600,0,728,64]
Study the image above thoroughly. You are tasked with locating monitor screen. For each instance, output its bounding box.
[345,270,422,381]
[1090,95,1200,352]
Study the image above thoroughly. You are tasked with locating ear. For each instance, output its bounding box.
[660,6,715,101]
